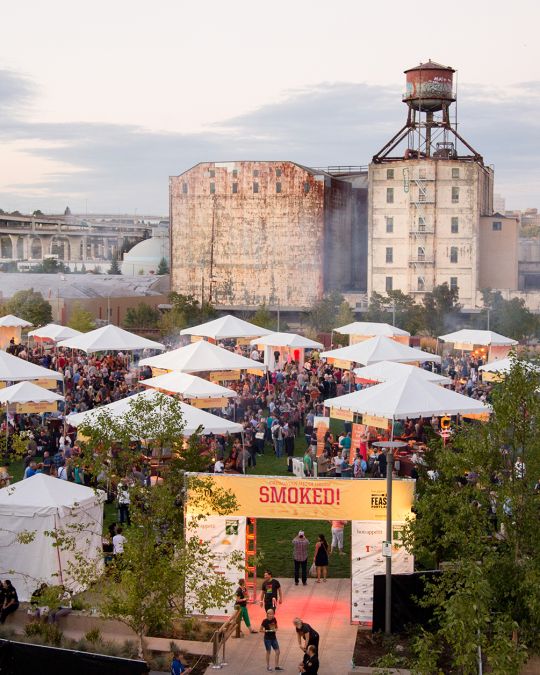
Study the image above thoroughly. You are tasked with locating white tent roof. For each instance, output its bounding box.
[28,323,82,342]
[0,314,32,328]
[57,324,165,353]
[478,357,539,374]
[325,369,490,419]
[139,339,266,373]
[321,335,440,366]
[140,371,237,399]
[67,389,243,435]
[353,360,451,385]
[0,350,63,382]
[0,473,105,518]
[181,314,273,339]
[334,321,410,337]
[0,381,64,404]
[250,332,323,349]
[439,329,517,346]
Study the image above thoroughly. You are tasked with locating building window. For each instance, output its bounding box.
[417,276,425,292]
[232,183,238,194]
[253,182,259,193]
[209,169,215,178]
[386,187,394,204]
[253,169,259,177]
[210,182,215,194]
[385,247,393,263]
[232,169,238,178]
[386,169,394,179]
[386,216,394,233]
[417,246,425,261]
[452,187,459,203]
[450,276,458,291]
[492,221,502,231]
[276,182,282,193]
[304,182,310,193]
[385,276,393,292]
[275,168,282,177]
[182,182,188,194]
[418,216,426,232]
[451,216,459,234]
[452,167,460,179]
[450,246,458,263]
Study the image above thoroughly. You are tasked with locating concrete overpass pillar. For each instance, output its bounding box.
[67,236,82,261]
[40,235,53,258]
[8,235,20,260]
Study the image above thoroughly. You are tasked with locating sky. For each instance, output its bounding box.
[0,0,539,214]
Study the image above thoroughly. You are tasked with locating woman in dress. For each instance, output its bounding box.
[313,534,329,583]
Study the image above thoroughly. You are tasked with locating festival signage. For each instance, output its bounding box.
[209,370,241,382]
[362,414,389,430]
[32,378,58,390]
[351,423,365,454]
[247,368,265,376]
[315,417,329,457]
[291,458,305,479]
[150,367,169,377]
[15,401,57,414]
[189,397,228,409]
[187,474,415,522]
[190,335,205,343]
[330,407,354,422]
[329,358,352,370]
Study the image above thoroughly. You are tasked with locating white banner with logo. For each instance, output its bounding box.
[291,457,305,478]
[351,520,413,623]
[186,515,246,616]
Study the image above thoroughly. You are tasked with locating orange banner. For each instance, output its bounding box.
[362,414,389,430]
[209,370,241,382]
[351,423,365,453]
[329,358,352,369]
[247,368,266,376]
[330,407,354,422]
[32,378,58,390]
[189,397,228,409]
[187,474,415,522]
[15,401,57,414]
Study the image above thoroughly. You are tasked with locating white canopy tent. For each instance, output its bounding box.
[57,324,165,353]
[325,369,491,421]
[0,314,32,350]
[141,371,237,401]
[180,314,273,340]
[478,357,539,382]
[249,332,323,372]
[0,474,105,601]
[139,339,266,374]
[28,323,82,343]
[438,329,517,347]
[67,389,243,436]
[321,335,441,367]
[334,321,410,346]
[0,350,63,383]
[0,381,64,405]
[354,360,451,385]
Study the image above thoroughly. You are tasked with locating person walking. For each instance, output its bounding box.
[293,618,320,652]
[117,482,131,526]
[235,578,257,634]
[292,531,309,586]
[260,570,282,612]
[260,608,283,672]
[313,534,329,582]
[330,520,347,555]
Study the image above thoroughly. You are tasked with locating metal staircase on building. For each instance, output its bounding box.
[407,171,436,293]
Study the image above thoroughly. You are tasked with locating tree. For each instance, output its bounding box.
[422,282,461,336]
[481,289,537,340]
[364,290,425,334]
[335,300,355,327]
[67,302,96,332]
[250,303,276,330]
[404,358,540,673]
[6,289,52,325]
[308,291,343,333]
[159,292,216,335]
[32,258,69,274]
[156,257,169,275]
[123,303,161,330]
[108,255,121,275]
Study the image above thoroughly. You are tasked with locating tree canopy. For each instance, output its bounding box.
[123,303,161,330]
[67,302,96,332]
[5,289,52,325]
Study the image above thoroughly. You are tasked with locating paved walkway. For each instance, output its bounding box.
[205,578,356,674]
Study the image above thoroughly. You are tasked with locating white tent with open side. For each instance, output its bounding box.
[181,314,273,340]
[353,360,451,385]
[249,332,323,372]
[0,350,63,383]
[28,323,82,343]
[334,321,410,345]
[0,474,105,601]
[0,381,64,405]
[0,314,32,350]
[57,324,165,353]
[438,329,518,347]
[321,335,441,367]
[140,371,237,400]
[324,369,490,420]
[139,339,266,374]
[67,389,243,436]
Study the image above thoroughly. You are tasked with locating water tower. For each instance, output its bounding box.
[373,60,482,163]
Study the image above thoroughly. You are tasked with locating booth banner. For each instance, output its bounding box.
[313,416,330,429]
[247,368,266,376]
[151,367,169,377]
[329,358,352,370]
[190,335,205,343]
[291,458,305,479]
[189,397,228,409]
[15,401,57,414]
[351,520,414,623]
[188,475,415,522]
[210,370,241,382]
[351,424,366,453]
[186,514,246,615]
[32,378,58,391]
[453,341,474,351]
[362,414,389,430]
[330,407,354,422]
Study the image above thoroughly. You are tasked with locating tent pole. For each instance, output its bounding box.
[385,418,394,636]
[54,514,64,585]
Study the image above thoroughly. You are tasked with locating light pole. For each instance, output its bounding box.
[373,439,407,635]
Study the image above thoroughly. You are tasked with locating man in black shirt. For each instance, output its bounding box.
[260,569,282,612]
[235,578,257,633]
[300,645,319,674]
[0,580,19,624]
[293,618,319,651]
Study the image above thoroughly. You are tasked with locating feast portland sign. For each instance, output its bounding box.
[187,474,415,521]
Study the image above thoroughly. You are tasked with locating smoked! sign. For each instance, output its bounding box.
[187,474,415,521]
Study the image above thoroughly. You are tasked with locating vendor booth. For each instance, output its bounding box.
[334,321,410,346]
[0,350,63,385]
[0,314,32,350]
[438,329,517,363]
[354,360,451,385]
[57,324,164,353]
[140,371,237,408]
[180,314,273,343]
[249,332,323,372]
[0,474,105,601]
[28,323,82,343]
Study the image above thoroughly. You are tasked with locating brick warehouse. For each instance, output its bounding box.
[170,161,367,311]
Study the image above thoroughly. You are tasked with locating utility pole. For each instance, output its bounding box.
[277,299,280,332]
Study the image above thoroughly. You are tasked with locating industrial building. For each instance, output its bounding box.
[170,161,367,310]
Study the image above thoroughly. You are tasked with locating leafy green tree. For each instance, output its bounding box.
[364,290,424,334]
[481,289,537,340]
[404,358,540,674]
[107,255,121,275]
[159,292,216,335]
[32,258,69,274]
[422,282,461,336]
[308,291,343,333]
[123,303,161,330]
[156,257,169,275]
[250,303,276,330]
[6,289,52,325]
[335,300,355,327]
[67,302,96,332]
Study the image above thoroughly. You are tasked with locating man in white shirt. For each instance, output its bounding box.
[250,348,260,361]
[214,459,225,473]
[113,528,127,555]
